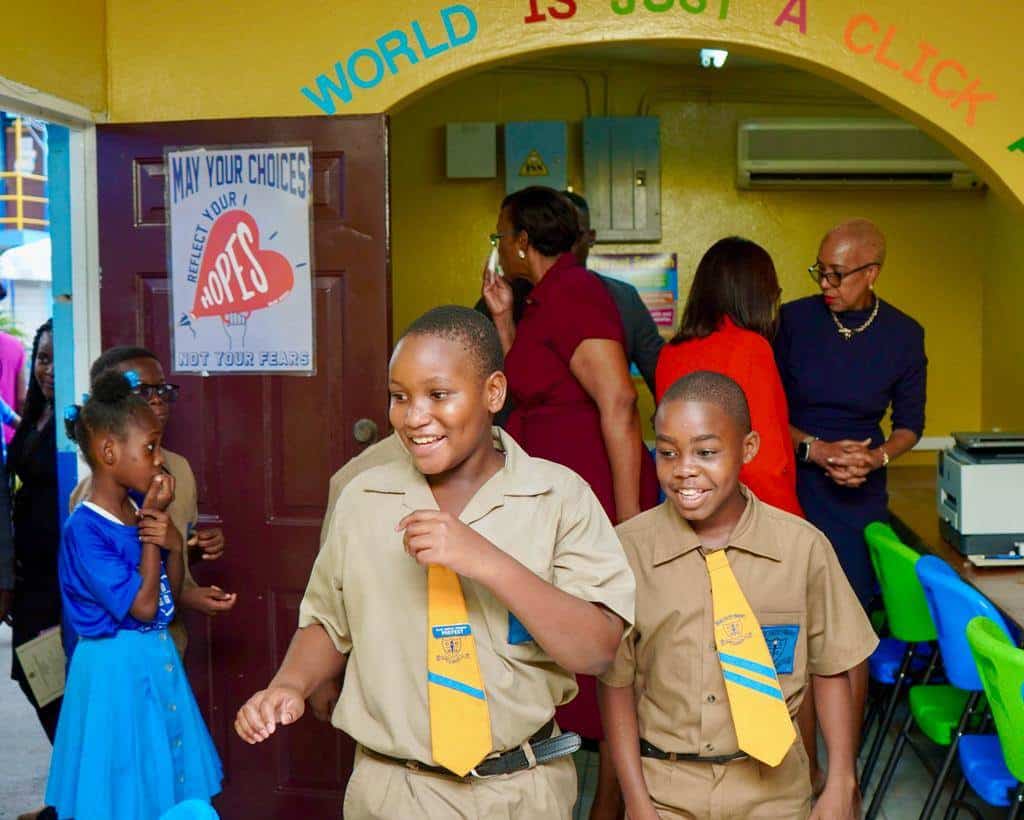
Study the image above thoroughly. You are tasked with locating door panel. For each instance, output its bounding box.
[97,116,390,818]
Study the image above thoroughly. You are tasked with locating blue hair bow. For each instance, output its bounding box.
[123,370,141,389]
[64,405,80,423]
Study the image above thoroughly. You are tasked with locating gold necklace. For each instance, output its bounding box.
[831,297,880,340]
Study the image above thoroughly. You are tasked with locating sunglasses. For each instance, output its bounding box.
[133,383,181,403]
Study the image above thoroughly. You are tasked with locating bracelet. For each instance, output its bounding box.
[878,448,890,468]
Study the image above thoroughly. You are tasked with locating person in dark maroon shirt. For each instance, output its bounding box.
[482,186,658,820]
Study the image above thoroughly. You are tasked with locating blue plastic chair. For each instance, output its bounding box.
[868,556,1013,819]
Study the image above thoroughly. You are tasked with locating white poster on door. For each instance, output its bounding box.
[166,144,315,374]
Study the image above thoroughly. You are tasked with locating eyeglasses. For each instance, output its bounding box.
[133,382,180,403]
[808,261,880,288]
[489,233,507,247]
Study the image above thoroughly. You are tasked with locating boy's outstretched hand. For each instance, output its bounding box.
[397,510,500,580]
[235,686,305,744]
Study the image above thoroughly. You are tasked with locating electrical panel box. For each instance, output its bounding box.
[583,117,661,242]
[446,122,497,179]
[504,121,567,194]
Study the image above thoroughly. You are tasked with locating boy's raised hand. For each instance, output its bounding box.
[235,686,305,744]
[397,510,500,580]
[187,526,226,561]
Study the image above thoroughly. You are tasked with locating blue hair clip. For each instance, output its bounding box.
[64,405,80,423]
[123,370,141,389]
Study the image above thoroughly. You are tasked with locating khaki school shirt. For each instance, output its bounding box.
[300,427,636,764]
[69,448,198,655]
[600,488,878,757]
[318,433,409,548]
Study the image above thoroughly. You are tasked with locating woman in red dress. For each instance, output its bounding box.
[655,237,802,517]
[483,186,658,820]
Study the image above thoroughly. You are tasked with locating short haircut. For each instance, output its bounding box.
[659,370,751,434]
[90,345,159,385]
[823,218,887,267]
[672,237,780,344]
[500,186,579,257]
[402,305,504,379]
[65,369,155,467]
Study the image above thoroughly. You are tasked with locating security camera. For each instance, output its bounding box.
[699,49,729,69]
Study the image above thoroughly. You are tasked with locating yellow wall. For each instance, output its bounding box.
[0,0,106,112]
[391,61,987,449]
[982,191,1024,431]
[103,0,1024,209]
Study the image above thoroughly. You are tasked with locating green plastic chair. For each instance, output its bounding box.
[861,522,940,792]
[966,617,1024,818]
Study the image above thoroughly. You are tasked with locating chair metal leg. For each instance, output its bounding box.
[866,707,916,819]
[1008,783,1024,820]
[919,691,983,820]
[861,642,918,793]
[867,646,942,820]
[861,687,882,754]
[942,772,970,820]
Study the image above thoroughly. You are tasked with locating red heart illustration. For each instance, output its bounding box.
[190,210,294,319]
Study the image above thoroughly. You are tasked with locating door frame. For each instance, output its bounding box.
[0,76,103,508]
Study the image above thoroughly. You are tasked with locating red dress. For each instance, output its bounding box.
[504,252,659,741]
[655,316,803,517]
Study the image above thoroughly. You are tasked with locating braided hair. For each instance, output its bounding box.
[64,370,154,467]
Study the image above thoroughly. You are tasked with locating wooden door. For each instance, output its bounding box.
[97,116,390,818]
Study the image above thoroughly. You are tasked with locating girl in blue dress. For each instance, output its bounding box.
[46,369,222,820]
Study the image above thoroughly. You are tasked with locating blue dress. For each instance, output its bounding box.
[47,503,222,820]
[774,296,927,606]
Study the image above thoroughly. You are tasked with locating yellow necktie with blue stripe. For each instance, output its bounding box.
[705,549,796,767]
[427,565,492,775]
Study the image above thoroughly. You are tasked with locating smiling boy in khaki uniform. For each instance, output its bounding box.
[599,371,877,820]
[236,306,635,819]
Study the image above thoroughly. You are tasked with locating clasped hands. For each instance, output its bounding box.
[810,438,885,487]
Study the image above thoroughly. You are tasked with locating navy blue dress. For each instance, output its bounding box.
[774,296,927,606]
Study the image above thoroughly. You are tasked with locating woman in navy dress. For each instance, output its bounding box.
[774,220,926,606]
[774,219,926,749]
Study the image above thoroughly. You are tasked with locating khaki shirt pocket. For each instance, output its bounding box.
[759,611,806,702]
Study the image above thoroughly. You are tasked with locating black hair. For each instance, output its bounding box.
[8,319,54,475]
[500,186,579,257]
[659,370,752,434]
[89,345,159,385]
[671,237,782,345]
[64,369,155,467]
[402,305,503,379]
[561,190,589,217]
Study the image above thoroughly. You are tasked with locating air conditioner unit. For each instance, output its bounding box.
[737,119,984,190]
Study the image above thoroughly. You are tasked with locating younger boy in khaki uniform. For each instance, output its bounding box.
[599,371,877,820]
[237,306,635,819]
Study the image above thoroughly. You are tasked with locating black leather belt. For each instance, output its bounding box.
[640,738,748,764]
[367,719,581,780]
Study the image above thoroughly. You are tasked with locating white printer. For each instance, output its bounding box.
[937,432,1024,556]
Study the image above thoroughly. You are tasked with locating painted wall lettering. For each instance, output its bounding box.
[300,4,478,114]
[774,0,807,34]
[1010,138,1024,153]
[611,0,729,20]
[524,0,577,23]
[843,13,996,127]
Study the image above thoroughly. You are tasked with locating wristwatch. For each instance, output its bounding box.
[797,436,818,463]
